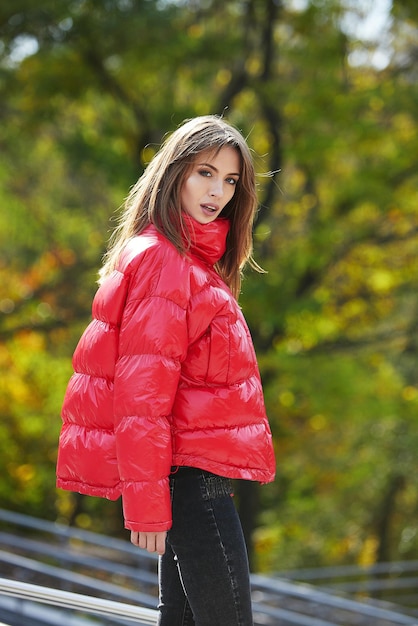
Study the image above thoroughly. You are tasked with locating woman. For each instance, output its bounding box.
[57,115,276,625]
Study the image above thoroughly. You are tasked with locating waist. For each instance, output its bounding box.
[171,465,211,476]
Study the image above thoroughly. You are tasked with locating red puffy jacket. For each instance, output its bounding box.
[56,216,275,532]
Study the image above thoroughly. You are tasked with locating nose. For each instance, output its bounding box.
[210,179,223,198]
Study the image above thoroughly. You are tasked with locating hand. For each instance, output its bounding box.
[130,530,167,555]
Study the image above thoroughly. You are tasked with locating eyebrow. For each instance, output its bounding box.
[197,162,240,177]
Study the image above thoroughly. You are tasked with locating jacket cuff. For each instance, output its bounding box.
[124,519,172,532]
[121,477,172,531]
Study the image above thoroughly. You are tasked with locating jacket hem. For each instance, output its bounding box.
[56,478,121,501]
[171,455,275,483]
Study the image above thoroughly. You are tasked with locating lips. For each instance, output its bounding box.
[201,203,219,213]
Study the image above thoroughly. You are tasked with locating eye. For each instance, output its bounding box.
[198,169,212,178]
[226,177,238,186]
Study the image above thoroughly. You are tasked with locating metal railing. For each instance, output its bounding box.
[1,508,417,626]
[0,577,157,624]
[251,574,418,626]
[279,561,418,611]
[2,573,417,626]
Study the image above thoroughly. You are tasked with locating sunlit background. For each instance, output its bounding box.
[0,0,417,579]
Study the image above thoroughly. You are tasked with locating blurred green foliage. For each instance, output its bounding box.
[0,0,417,571]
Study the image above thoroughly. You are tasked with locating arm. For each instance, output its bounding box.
[114,252,189,532]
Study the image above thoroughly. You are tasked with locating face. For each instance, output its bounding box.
[180,146,241,224]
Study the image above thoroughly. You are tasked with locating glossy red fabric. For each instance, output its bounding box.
[56,217,276,532]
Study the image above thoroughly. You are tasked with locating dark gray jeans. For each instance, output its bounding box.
[157,466,254,626]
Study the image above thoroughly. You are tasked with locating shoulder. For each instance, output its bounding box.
[116,227,198,306]
[117,228,169,272]
[114,228,188,277]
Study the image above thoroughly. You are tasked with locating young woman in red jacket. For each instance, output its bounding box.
[57,115,276,625]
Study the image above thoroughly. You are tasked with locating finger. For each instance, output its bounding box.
[145,535,156,553]
[156,532,166,555]
[130,531,139,546]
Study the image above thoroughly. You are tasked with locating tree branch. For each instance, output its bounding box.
[257,0,283,227]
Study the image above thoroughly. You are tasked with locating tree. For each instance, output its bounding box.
[1,0,417,570]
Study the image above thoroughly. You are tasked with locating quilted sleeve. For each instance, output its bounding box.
[113,253,189,532]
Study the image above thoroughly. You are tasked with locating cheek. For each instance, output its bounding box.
[183,175,202,199]
[226,185,237,203]
[180,179,194,204]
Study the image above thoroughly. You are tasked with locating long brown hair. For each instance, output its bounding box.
[99,115,262,298]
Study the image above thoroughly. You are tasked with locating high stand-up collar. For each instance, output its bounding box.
[183,215,230,266]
